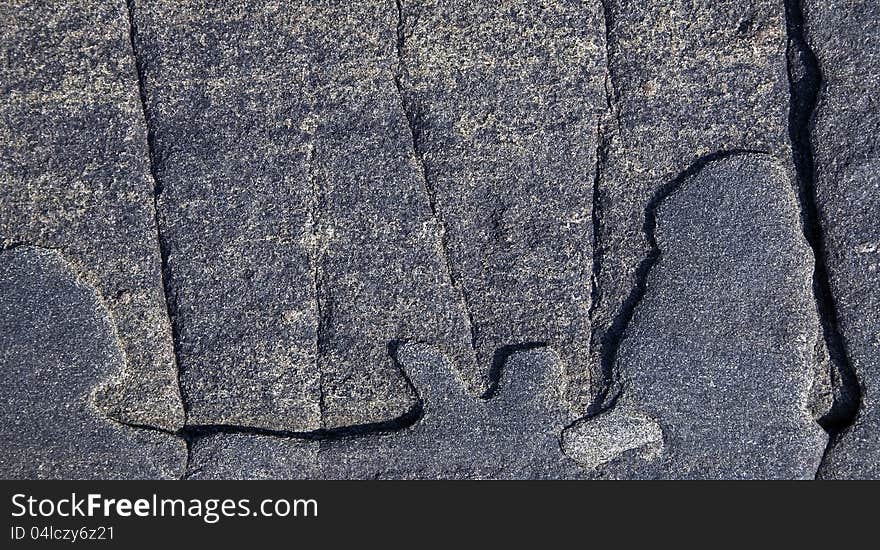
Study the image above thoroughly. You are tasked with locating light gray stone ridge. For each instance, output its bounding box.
[564,154,828,479]
[562,408,663,471]
[132,0,474,431]
[0,0,182,431]
[395,0,605,407]
[185,344,587,479]
[590,0,792,410]
[0,247,186,479]
[806,0,880,479]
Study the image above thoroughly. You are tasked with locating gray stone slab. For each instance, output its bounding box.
[396,0,605,406]
[0,246,186,479]
[186,433,318,480]
[0,0,182,431]
[184,344,583,479]
[131,0,321,431]
[133,1,473,430]
[316,344,581,479]
[591,0,792,408]
[6,0,872,481]
[806,0,880,479]
[564,155,827,479]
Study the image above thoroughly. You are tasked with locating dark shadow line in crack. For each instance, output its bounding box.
[181,332,554,455]
[181,341,425,447]
[181,403,425,444]
[582,148,769,423]
[783,0,862,477]
[784,0,863,431]
[124,0,187,421]
[482,342,549,400]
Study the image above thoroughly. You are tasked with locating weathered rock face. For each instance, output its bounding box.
[0,0,182,431]
[132,1,475,430]
[187,345,581,480]
[564,155,827,479]
[396,0,604,406]
[590,0,792,408]
[0,247,186,479]
[318,345,582,479]
[806,0,880,479]
[6,1,880,480]
[132,0,321,431]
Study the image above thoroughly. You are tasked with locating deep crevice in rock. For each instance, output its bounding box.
[581,149,770,427]
[183,403,425,445]
[587,118,614,416]
[586,0,627,417]
[782,0,862,453]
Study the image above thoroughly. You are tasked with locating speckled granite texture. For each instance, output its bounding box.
[0,0,876,479]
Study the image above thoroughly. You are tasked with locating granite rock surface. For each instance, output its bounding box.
[0,0,182,432]
[805,0,880,479]
[0,0,876,479]
[0,246,185,479]
[564,154,827,479]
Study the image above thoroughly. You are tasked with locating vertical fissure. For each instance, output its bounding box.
[124,3,182,405]
[782,0,861,460]
[586,0,622,415]
[587,118,614,415]
[124,0,189,475]
[392,0,479,355]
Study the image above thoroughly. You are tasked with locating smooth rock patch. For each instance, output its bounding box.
[0,247,185,479]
